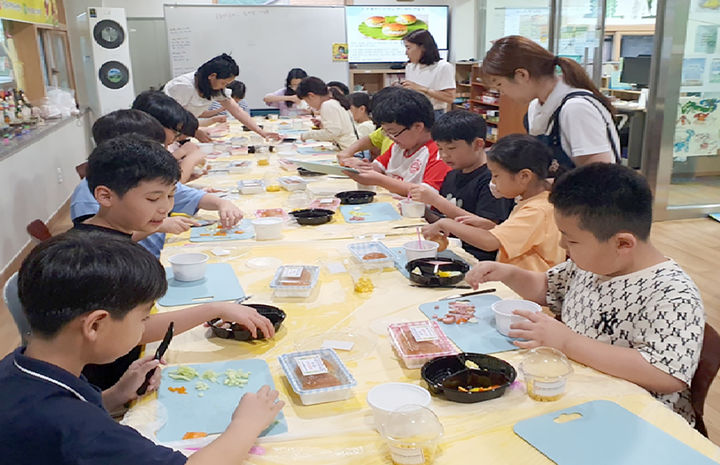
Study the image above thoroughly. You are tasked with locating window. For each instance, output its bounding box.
[0,20,15,86]
[36,28,73,90]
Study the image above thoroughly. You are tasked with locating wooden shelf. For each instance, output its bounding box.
[469,98,499,107]
[457,83,471,87]
[469,63,527,139]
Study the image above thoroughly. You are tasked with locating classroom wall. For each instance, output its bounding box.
[0,114,92,273]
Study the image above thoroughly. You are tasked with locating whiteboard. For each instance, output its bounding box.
[164,5,349,109]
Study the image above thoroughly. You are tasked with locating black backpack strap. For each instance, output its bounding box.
[550,91,621,164]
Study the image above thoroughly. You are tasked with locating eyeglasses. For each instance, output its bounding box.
[382,126,409,140]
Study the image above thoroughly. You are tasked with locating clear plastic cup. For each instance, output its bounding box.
[379,405,443,465]
[520,347,573,402]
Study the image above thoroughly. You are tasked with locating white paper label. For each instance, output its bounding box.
[409,324,439,342]
[322,340,354,351]
[530,378,567,397]
[295,355,328,376]
[319,198,335,204]
[281,266,304,279]
[389,445,425,465]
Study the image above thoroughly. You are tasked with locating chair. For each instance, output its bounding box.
[3,273,30,346]
[691,323,720,437]
[26,219,52,242]
[75,162,88,179]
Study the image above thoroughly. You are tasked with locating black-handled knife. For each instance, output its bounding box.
[136,321,174,396]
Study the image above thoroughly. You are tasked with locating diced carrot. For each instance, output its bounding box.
[182,432,208,440]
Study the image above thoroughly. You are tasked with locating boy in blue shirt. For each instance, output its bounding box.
[70,108,242,258]
[466,164,704,424]
[0,232,283,464]
[75,134,274,389]
[409,110,514,261]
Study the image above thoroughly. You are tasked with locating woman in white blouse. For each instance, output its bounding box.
[164,54,278,142]
[401,30,456,117]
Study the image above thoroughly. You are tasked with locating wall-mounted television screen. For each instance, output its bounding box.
[345,5,449,63]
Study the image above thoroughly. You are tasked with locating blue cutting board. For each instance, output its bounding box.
[157,359,288,442]
[390,247,467,278]
[340,202,401,223]
[190,219,255,242]
[710,213,720,223]
[159,263,245,307]
[514,400,718,465]
[418,294,517,354]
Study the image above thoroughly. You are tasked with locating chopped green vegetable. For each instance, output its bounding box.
[202,370,219,383]
[196,381,210,391]
[168,366,199,381]
[223,368,251,387]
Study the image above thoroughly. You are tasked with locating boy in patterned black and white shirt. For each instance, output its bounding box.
[467,164,704,425]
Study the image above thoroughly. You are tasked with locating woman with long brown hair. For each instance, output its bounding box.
[480,36,620,167]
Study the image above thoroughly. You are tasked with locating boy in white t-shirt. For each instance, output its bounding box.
[345,88,451,196]
[466,164,704,425]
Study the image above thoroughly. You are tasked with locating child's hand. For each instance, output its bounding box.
[421,219,449,239]
[347,168,382,186]
[210,115,228,124]
[342,157,371,170]
[311,117,322,128]
[409,185,438,205]
[195,128,212,143]
[261,131,282,141]
[159,216,199,234]
[112,355,164,404]
[508,310,576,351]
[217,200,244,228]
[456,214,496,229]
[217,303,275,339]
[231,385,284,434]
[466,262,511,288]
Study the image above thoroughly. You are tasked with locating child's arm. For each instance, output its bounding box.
[198,194,244,229]
[466,261,548,305]
[301,104,345,143]
[264,93,299,105]
[102,354,162,411]
[409,184,468,219]
[139,302,275,344]
[422,218,500,252]
[337,136,374,164]
[198,108,225,118]
[347,168,415,196]
[187,386,284,465]
[509,310,687,394]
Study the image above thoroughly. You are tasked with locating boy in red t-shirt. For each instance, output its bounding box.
[345,88,450,195]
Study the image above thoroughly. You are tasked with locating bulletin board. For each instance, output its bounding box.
[164,5,349,109]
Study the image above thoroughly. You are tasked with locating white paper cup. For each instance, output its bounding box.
[403,240,439,262]
[491,299,542,337]
[367,383,431,431]
[168,253,209,282]
[400,200,425,218]
[252,217,284,240]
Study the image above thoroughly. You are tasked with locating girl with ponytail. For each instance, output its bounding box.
[296,76,359,150]
[480,36,620,167]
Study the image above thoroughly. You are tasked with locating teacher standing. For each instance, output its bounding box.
[401,30,456,117]
[164,54,279,142]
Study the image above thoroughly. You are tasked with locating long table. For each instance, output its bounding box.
[124,119,720,464]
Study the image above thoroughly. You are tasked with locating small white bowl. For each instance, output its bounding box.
[367,383,431,431]
[197,143,215,154]
[403,240,439,262]
[400,199,425,218]
[252,217,284,241]
[491,299,542,337]
[168,253,209,282]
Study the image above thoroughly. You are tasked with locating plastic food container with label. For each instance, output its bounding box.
[348,241,394,270]
[278,176,307,191]
[238,179,265,195]
[278,348,357,405]
[388,321,458,369]
[519,346,573,402]
[269,265,320,298]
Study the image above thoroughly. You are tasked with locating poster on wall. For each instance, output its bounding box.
[681,58,707,86]
[695,25,719,54]
[711,59,720,83]
[674,97,720,160]
[0,0,59,25]
[503,8,550,49]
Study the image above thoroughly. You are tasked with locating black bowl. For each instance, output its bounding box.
[208,304,286,340]
[297,167,325,177]
[405,257,469,287]
[335,190,376,205]
[421,353,516,403]
[290,208,334,225]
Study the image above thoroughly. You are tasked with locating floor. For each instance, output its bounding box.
[0,210,719,443]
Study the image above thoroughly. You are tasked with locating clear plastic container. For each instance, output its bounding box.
[278,176,307,191]
[348,241,394,270]
[388,321,457,369]
[238,179,264,195]
[270,265,320,298]
[379,405,444,465]
[228,160,253,173]
[278,348,357,405]
[519,347,573,402]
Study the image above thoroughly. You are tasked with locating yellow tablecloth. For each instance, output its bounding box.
[124,119,720,464]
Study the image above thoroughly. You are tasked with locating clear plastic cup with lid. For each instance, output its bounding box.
[519,346,573,402]
[379,405,443,465]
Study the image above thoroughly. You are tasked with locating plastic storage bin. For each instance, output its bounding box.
[270,265,320,298]
[388,321,457,369]
[278,348,357,405]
